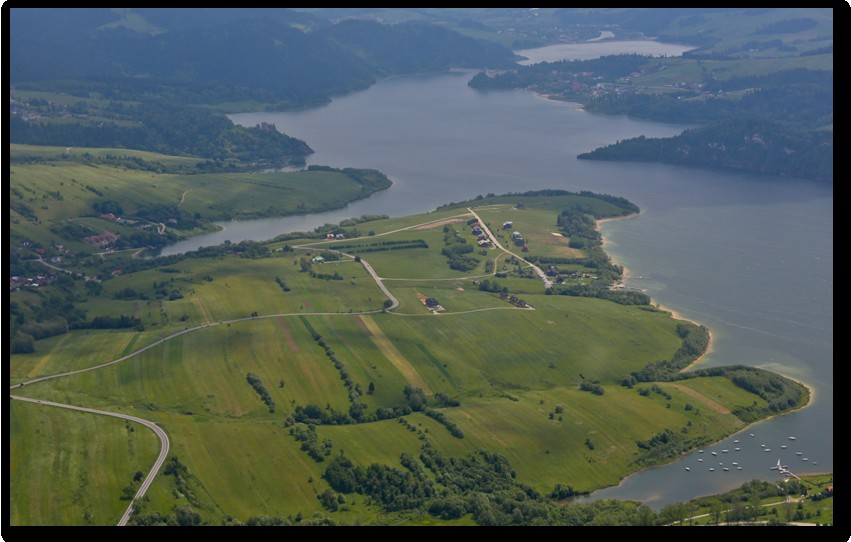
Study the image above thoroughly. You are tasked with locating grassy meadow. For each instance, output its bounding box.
[10,193,809,525]
[9,400,161,526]
[9,145,392,255]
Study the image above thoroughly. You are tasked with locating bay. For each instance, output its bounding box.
[162,46,832,510]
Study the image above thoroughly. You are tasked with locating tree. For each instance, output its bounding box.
[783,498,796,524]
[11,333,35,354]
[403,385,427,412]
[746,490,762,521]
[710,501,724,526]
[368,382,375,395]
[173,505,203,526]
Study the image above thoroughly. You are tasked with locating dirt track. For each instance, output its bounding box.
[670,383,731,414]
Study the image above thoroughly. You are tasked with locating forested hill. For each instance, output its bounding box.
[575,69,834,182]
[578,118,833,184]
[9,8,517,107]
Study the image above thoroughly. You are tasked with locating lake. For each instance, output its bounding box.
[516,40,695,64]
[163,44,832,509]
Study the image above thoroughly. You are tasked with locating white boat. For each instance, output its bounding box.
[796,452,803,455]
[750,433,755,437]
[733,439,739,443]
[734,447,741,451]
[723,468,730,471]
[732,462,738,466]
[711,451,718,456]
[685,467,690,471]
[760,444,766,447]
[780,445,787,449]
[737,466,743,470]
[698,450,704,453]
[698,458,704,462]
[789,436,797,440]
[709,468,715,471]
[802,457,808,461]
[722,449,729,453]
[764,448,771,452]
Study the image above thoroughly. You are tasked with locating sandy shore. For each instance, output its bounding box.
[596,213,715,371]
[596,214,817,410]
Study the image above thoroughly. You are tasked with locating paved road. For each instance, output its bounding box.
[9,395,170,526]
[30,256,101,283]
[467,208,553,289]
[9,214,495,525]
[291,245,399,310]
[358,257,399,310]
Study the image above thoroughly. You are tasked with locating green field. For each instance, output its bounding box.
[9,400,161,526]
[10,194,812,526]
[9,146,392,260]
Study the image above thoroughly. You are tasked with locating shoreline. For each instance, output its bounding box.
[594,213,817,495]
[597,213,716,371]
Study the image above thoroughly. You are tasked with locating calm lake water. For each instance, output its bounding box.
[163,44,832,509]
[516,40,695,64]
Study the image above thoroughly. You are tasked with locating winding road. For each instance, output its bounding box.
[11,207,531,525]
[467,207,553,289]
[9,395,170,526]
[11,242,405,525]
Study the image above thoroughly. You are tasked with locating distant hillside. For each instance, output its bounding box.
[9,8,517,107]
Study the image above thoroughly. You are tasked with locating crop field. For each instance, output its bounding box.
[30,318,354,416]
[10,144,198,167]
[670,376,770,414]
[635,54,833,91]
[473,203,586,260]
[9,152,391,254]
[10,193,806,525]
[415,384,742,492]
[384,282,517,314]
[9,400,161,526]
[370,295,685,394]
[10,329,157,383]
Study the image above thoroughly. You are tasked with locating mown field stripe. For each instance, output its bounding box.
[276,317,299,352]
[120,333,140,357]
[359,315,432,394]
[416,343,456,386]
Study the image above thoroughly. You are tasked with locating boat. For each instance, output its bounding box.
[760,444,766,448]
[802,457,808,461]
[709,468,715,471]
[734,447,741,451]
[780,445,787,449]
[750,433,755,437]
[698,458,703,462]
[764,448,771,452]
[796,452,803,456]
[789,436,797,440]
[732,462,738,466]
[723,468,730,471]
[737,466,743,470]
[685,467,690,471]
[722,449,729,453]
[698,450,704,453]
[733,439,740,443]
[711,451,718,456]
